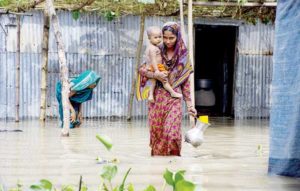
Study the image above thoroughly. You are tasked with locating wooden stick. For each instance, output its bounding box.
[188,0,195,125]
[46,0,70,136]
[193,1,277,7]
[0,10,33,16]
[72,0,95,11]
[127,14,145,121]
[28,0,46,9]
[15,15,21,122]
[39,8,50,121]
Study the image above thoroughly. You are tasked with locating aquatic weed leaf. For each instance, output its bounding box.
[30,179,52,191]
[81,183,88,191]
[119,168,131,191]
[143,185,156,191]
[96,134,113,151]
[9,188,21,191]
[163,169,174,187]
[101,165,118,181]
[61,185,75,191]
[40,179,52,191]
[102,183,109,191]
[174,170,185,184]
[29,185,42,190]
[175,180,195,191]
[127,183,135,191]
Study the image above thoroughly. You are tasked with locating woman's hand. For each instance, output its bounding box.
[187,106,197,118]
[70,110,76,123]
[78,112,83,123]
[154,71,168,83]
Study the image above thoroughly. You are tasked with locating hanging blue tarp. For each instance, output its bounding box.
[268,0,300,177]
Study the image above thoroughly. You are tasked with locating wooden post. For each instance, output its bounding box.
[127,14,145,121]
[12,1,46,122]
[15,15,21,122]
[188,0,195,125]
[39,9,50,121]
[46,0,70,136]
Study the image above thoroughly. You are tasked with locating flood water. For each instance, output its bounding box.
[0,118,299,191]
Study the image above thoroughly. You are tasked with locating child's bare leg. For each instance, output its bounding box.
[163,82,182,98]
[148,79,156,102]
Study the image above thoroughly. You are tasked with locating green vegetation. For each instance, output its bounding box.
[1,134,198,191]
[0,0,276,24]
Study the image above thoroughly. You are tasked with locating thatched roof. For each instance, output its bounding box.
[0,0,276,24]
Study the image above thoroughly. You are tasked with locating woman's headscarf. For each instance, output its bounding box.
[161,22,193,88]
[56,70,101,128]
[69,70,101,103]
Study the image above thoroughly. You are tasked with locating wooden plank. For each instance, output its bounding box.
[192,1,277,7]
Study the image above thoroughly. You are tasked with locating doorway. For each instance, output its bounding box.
[194,24,238,117]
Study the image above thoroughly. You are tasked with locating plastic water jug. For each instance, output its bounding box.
[184,118,210,148]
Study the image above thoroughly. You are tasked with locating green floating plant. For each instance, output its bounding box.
[30,179,52,191]
[101,165,118,182]
[6,134,198,191]
[96,134,113,151]
[9,180,23,191]
[144,169,196,191]
[61,185,75,191]
[144,185,156,191]
[100,164,132,191]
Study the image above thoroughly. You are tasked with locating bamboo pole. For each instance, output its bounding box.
[178,0,186,41]
[15,15,21,122]
[46,0,70,136]
[39,9,50,121]
[127,14,145,121]
[188,0,195,125]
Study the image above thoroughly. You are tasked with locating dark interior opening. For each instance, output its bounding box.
[194,24,238,117]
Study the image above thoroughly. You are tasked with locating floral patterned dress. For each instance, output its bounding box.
[148,80,191,156]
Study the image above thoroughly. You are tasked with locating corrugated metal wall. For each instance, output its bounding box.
[0,12,274,120]
[235,21,274,118]
[0,12,177,120]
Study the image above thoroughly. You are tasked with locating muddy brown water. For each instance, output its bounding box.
[0,118,299,191]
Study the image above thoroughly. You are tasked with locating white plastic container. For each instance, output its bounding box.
[184,119,210,148]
